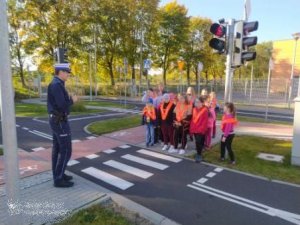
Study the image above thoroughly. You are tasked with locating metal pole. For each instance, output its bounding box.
[265,61,272,121]
[224,19,235,103]
[139,29,144,97]
[124,58,128,108]
[197,69,200,96]
[38,74,42,99]
[288,38,298,108]
[291,97,300,166]
[244,78,248,97]
[0,1,22,224]
[94,28,98,98]
[249,64,254,103]
[89,52,93,101]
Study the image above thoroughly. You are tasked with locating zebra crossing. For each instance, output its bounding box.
[67,145,183,191]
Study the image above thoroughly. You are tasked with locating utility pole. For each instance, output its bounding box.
[89,52,93,101]
[288,36,299,108]
[0,0,22,224]
[139,29,144,97]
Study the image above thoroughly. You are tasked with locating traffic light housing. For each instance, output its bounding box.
[209,22,227,54]
[55,48,68,63]
[233,21,259,67]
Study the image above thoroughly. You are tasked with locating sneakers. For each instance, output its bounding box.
[54,179,74,188]
[168,146,178,153]
[63,174,73,181]
[195,154,202,163]
[178,149,185,155]
[162,145,169,151]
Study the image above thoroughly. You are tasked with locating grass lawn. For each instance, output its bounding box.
[84,101,135,109]
[0,148,3,156]
[202,136,300,184]
[88,115,141,135]
[15,103,106,117]
[55,204,131,225]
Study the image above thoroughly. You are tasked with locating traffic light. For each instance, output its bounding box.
[233,21,259,67]
[209,22,227,54]
[55,47,68,63]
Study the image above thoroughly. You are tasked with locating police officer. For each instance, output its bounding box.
[47,63,78,188]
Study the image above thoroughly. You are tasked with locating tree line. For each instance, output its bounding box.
[8,0,272,90]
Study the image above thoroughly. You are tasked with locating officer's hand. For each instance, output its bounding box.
[71,95,78,103]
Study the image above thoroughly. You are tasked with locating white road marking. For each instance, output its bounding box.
[33,118,48,124]
[68,112,126,121]
[22,127,29,130]
[72,139,81,143]
[188,183,300,225]
[197,178,208,184]
[122,154,169,170]
[119,145,131,149]
[67,160,80,166]
[206,172,216,178]
[137,149,182,163]
[29,131,53,140]
[85,154,99,159]
[32,147,46,152]
[16,124,20,127]
[82,167,134,190]
[87,136,96,140]
[103,160,153,179]
[103,149,116,154]
[214,167,224,173]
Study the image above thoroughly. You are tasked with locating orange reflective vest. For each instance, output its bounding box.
[175,103,189,122]
[192,107,207,124]
[160,101,173,120]
[143,106,156,120]
[221,115,238,130]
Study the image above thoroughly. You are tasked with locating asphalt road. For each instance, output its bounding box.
[0,111,130,152]
[67,144,300,225]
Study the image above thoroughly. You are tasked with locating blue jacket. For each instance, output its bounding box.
[47,76,73,115]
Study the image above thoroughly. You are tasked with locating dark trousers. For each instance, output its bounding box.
[161,123,174,145]
[194,134,205,155]
[49,118,72,183]
[174,125,188,149]
[221,134,235,161]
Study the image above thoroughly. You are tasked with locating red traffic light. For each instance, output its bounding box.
[210,23,226,37]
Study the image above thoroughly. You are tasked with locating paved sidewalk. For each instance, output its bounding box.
[0,121,293,224]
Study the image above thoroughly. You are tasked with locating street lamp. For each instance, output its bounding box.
[288,32,300,108]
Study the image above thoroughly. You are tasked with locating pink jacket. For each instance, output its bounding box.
[207,107,216,128]
[221,113,235,137]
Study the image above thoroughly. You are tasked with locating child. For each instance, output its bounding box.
[173,94,192,155]
[142,98,156,147]
[158,94,176,151]
[153,88,163,144]
[209,92,218,138]
[186,87,196,143]
[204,96,216,149]
[221,102,238,164]
[190,96,208,163]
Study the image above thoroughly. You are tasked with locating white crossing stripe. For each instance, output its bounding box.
[214,167,224,173]
[103,149,116,154]
[22,127,29,130]
[67,160,80,166]
[85,154,99,159]
[82,167,134,190]
[119,145,130,149]
[206,172,216,178]
[197,178,208,184]
[72,140,81,143]
[137,149,182,163]
[32,147,46,152]
[103,160,153,179]
[16,124,20,127]
[122,154,169,170]
[87,136,96,140]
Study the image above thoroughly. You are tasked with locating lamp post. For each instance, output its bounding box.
[288,33,300,108]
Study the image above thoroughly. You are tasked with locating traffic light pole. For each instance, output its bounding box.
[224,19,235,103]
[0,1,22,224]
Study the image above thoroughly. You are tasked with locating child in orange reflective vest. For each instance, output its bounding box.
[221,102,238,164]
[142,98,156,147]
[172,93,192,155]
[190,96,209,163]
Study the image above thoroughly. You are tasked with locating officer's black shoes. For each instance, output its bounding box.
[63,174,73,181]
[54,180,74,188]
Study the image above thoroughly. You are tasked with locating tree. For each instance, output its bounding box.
[154,1,189,85]
[8,0,27,87]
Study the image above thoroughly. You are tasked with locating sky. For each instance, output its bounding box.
[159,0,300,43]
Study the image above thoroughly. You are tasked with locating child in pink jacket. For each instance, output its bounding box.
[204,98,216,149]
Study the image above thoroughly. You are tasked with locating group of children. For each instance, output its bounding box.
[142,86,238,164]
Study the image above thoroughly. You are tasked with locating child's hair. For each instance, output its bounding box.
[224,102,236,117]
[177,93,188,105]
